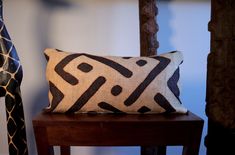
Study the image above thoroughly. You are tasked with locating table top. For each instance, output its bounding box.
[33,111,204,126]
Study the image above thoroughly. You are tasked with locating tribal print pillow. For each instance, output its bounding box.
[44,48,187,114]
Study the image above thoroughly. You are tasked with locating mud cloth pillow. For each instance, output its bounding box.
[44,48,187,114]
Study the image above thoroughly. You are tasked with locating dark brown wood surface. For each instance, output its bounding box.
[206,0,235,154]
[33,112,203,155]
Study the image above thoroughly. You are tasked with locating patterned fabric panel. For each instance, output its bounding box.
[44,49,187,114]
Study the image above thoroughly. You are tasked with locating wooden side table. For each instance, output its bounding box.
[33,111,203,155]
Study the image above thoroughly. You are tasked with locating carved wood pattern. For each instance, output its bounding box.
[139,1,163,154]
[206,0,235,129]
[139,0,159,56]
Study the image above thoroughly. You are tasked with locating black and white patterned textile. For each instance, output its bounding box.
[44,49,187,114]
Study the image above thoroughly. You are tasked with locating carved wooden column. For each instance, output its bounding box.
[139,0,159,56]
[139,0,165,155]
[206,0,235,154]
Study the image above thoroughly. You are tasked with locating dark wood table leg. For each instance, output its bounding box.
[60,146,70,155]
[182,145,199,155]
[141,146,166,155]
[182,122,203,155]
[33,127,54,155]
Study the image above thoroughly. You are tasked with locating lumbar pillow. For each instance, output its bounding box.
[44,48,187,114]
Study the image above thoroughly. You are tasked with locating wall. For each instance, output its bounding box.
[158,1,210,154]
[0,0,210,155]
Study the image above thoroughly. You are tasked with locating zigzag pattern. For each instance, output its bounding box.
[45,49,187,114]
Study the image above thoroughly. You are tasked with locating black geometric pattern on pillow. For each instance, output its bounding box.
[54,53,133,86]
[167,67,182,104]
[44,49,187,114]
[45,81,64,113]
[66,76,107,113]
[123,56,170,107]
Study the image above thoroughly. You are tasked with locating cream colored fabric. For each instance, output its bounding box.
[44,48,187,114]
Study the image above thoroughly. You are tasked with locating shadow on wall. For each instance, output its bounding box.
[28,1,73,155]
[29,0,74,114]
